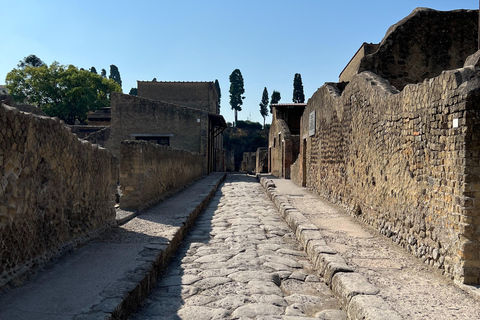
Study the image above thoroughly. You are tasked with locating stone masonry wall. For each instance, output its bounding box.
[296,61,480,284]
[255,147,268,173]
[107,93,209,163]
[359,8,478,91]
[269,118,296,179]
[119,141,204,211]
[0,104,117,289]
[137,81,218,114]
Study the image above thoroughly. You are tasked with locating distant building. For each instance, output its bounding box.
[97,81,226,174]
[137,81,219,114]
[268,103,306,178]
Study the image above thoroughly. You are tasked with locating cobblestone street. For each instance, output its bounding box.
[130,174,345,320]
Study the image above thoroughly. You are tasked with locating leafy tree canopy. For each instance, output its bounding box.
[6,62,121,125]
[17,54,45,68]
[229,69,245,112]
[236,120,262,130]
[229,69,245,126]
[292,73,305,103]
[90,66,97,74]
[270,90,281,113]
[109,64,122,89]
[101,68,107,78]
[129,87,138,96]
[259,87,269,128]
[214,79,221,113]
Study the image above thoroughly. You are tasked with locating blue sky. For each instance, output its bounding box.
[2,0,478,125]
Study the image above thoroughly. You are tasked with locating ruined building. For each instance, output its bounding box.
[268,103,306,179]
[270,8,480,284]
[89,81,226,174]
[0,81,223,288]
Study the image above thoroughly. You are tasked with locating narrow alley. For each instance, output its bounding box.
[129,174,345,320]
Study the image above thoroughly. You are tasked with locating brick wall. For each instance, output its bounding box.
[119,141,204,210]
[0,104,117,289]
[295,60,480,284]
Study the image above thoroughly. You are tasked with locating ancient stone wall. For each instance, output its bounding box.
[339,43,379,83]
[240,152,256,173]
[0,104,117,288]
[359,8,478,91]
[119,141,204,210]
[295,62,480,284]
[84,126,111,147]
[255,147,268,173]
[268,118,290,178]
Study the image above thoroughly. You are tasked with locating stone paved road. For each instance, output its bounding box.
[129,174,346,320]
[269,177,480,320]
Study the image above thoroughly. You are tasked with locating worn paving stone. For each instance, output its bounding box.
[129,174,343,319]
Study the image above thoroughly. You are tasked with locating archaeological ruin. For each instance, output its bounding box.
[270,8,480,284]
[0,80,225,289]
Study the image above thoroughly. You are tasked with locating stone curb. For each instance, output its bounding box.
[258,176,403,320]
[75,173,226,320]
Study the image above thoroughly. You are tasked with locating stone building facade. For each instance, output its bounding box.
[105,90,225,174]
[268,103,306,179]
[256,147,268,174]
[240,152,256,173]
[137,81,219,114]
[286,7,480,284]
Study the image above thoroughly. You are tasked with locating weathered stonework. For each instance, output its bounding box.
[106,93,224,174]
[255,147,268,173]
[137,81,219,114]
[268,104,305,179]
[0,104,117,289]
[293,61,480,284]
[240,152,256,173]
[358,8,478,91]
[119,141,204,211]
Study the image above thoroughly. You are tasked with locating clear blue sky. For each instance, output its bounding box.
[2,0,478,125]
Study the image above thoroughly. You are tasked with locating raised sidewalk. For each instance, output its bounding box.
[258,174,480,320]
[0,173,225,320]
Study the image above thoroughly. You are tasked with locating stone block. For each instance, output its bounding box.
[347,295,403,320]
[331,272,380,308]
[314,253,353,285]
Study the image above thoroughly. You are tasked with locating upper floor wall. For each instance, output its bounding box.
[137,81,219,114]
[343,8,478,91]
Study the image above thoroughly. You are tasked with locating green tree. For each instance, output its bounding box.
[129,87,138,96]
[101,69,107,78]
[229,69,245,126]
[214,79,221,114]
[6,62,121,124]
[90,66,97,74]
[292,73,305,103]
[109,64,122,90]
[270,90,281,113]
[17,54,45,68]
[259,87,269,129]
